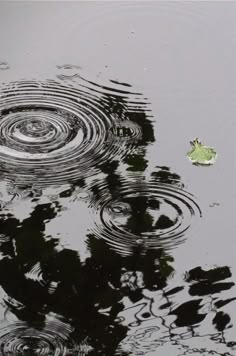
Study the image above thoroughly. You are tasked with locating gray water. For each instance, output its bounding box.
[0,1,235,355]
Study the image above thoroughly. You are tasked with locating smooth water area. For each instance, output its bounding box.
[0,2,235,355]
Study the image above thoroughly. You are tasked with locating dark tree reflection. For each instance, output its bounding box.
[0,83,235,355]
[0,201,235,354]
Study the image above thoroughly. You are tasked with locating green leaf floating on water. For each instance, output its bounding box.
[187,138,217,165]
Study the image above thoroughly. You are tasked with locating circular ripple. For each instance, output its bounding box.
[57,64,81,79]
[109,120,142,141]
[0,80,140,186]
[92,179,202,255]
[0,62,10,71]
[0,110,80,154]
[0,320,74,356]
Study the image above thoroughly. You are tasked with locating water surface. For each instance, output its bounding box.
[0,2,235,355]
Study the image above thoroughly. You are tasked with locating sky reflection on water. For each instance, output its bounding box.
[0,1,235,355]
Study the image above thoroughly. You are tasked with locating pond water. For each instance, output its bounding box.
[0,1,235,355]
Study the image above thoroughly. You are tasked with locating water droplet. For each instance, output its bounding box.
[0,62,10,70]
[56,64,81,79]
[209,202,220,207]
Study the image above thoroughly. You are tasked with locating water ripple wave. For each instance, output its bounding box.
[0,319,75,356]
[0,79,143,186]
[91,174,202,255]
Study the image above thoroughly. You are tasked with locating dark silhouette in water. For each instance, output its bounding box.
[0,79,234,355]
[0,199,235,354]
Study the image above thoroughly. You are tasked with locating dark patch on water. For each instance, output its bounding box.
[0,62,10,71]
[0,37,235,356]
[90,168,201,255]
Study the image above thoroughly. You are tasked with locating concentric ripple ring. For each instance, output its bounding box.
[0,80,139,186]
[0,321,74,356]
[91,179,202,255]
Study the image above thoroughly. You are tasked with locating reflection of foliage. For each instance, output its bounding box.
[151,166,184,188]
[186,266,232,283]
[0,203,60,315]
[0,85,235,355]
[124,154,148,172]
[95,166,183,241]
[99,160,121,197]
[99,91,155,173]
[125,196,156,234]
[1,160,234,355]
[126,111,155,146]
[170,299,206,326]
[15,204,59,268]
[187,266,235,297]
[124,111,155,172]
[0,204,235,355]
[116,265,236,356]
[0,203,59,268]
[213,311,231,332]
